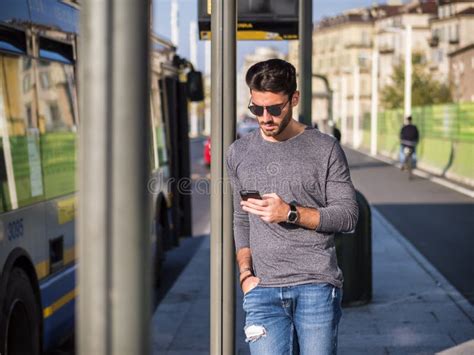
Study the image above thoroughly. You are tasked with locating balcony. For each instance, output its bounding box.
[344,41,372,49]
[449,37,459,45]
[429,61,439,71]
[428,36,439,47]
[379,44,394,54]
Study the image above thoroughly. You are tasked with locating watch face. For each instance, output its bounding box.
[288,211,298,223]
[287,204,298,223]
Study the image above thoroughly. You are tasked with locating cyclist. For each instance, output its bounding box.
[399,115,419,170]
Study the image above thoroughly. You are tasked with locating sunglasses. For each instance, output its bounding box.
[248,95,292,117]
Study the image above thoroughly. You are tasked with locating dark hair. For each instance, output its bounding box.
[245,59,297,96]
[406,115,412,122]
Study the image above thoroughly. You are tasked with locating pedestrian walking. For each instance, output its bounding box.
[226,59,359,354]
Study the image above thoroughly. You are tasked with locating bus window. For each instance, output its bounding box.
[150,94,158,170]
[151,78,168,168]
[0,54,44,210]
[36,60,77,199]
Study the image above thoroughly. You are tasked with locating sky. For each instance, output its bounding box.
[152,0,380,71]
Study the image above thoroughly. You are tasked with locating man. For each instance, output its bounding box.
[399,116,420,168]
[226,59,358,354]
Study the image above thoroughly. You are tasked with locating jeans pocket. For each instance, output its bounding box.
[244,284,259,297]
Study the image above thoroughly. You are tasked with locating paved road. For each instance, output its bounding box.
[345,148,474,304]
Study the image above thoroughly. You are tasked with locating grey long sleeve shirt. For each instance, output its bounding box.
[225,127,358,288]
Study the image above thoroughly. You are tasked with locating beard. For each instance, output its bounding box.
[259,109,292,137]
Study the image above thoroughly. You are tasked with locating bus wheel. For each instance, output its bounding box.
[0,268,41,355]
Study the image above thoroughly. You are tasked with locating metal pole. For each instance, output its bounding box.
[110,1,151,354]
[78,1,151,354]
[222,1,237,352]
[370,38,379,156]
[78,0,109,352]
[171,0,179,47]
[210,0,236,354]
[352,65,360,148]
[190,21,199,137]
[341,74,348,144]
[298,0,313,125]
[204,41,211,136]
[404,25,412,118]
[328,89,333,131]
[333,82,340,126]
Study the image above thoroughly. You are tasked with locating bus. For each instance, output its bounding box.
[0,0,199,353]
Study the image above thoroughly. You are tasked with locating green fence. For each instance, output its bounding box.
[361,102,474,184]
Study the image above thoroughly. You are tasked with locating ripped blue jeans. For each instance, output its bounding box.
[243,283,342,355]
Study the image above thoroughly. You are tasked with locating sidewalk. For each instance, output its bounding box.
[151,208,474,354]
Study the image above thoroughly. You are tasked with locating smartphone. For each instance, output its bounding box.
[240,190,262,201]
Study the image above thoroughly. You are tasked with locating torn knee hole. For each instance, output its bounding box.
[244,325,267,343]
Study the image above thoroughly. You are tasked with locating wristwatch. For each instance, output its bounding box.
[286,203,299,224]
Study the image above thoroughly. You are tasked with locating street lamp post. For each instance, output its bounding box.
[352,65,361,148]
[340,74,348,145]
[299,0,313,125]
[404,25,412,118]
[189,21,199,137]
[370,37,379,156]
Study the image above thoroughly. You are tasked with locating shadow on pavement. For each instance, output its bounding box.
[154,235,208,307]
[374,203,474,305]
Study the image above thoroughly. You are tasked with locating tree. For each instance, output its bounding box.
[381,52,452,110]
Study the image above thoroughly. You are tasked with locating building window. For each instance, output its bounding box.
[40,72,50,89]
[361,31,368,46]
[23,73,31,93]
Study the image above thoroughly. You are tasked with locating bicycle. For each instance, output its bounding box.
[402,146,415,180]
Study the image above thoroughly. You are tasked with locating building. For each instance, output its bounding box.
[306,3,403,140]
[429,0,474,82]
[311,7,378,134]
[449,43,474,101]
[288,0,440,143]
[375,0,437,89]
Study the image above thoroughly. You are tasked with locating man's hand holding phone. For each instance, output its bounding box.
[240,191,290,224]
